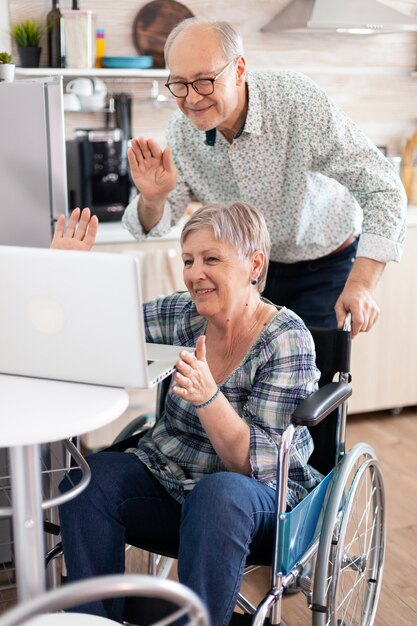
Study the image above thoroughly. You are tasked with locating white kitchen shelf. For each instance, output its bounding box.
[15,67,169,78]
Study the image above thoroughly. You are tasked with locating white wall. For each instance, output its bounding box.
[0,0,11,52]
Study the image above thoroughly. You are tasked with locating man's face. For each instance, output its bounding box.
[166,27,244,133]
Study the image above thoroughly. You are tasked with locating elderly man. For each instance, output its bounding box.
[123,18,407,336]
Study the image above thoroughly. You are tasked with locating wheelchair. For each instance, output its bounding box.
[49,314,386,626]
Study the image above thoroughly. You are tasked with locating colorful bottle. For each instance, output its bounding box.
[47,0,65,68]
[95,28,105,68]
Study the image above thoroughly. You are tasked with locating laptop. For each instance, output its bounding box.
[0,245,186,388]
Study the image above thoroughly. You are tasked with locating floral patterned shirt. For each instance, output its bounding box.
[123,71,407,264]
[128,292,322,509]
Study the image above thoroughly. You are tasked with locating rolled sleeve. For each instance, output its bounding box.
[122,196,173,240]
[357,232,404,263]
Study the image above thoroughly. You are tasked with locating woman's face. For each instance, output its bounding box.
[181,227,255,319]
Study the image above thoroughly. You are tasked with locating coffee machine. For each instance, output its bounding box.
[66,93,133,222]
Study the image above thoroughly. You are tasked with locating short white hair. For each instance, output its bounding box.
[181,202,270,293]
[164,18,244,66]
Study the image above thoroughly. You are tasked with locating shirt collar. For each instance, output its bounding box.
[244,72,263,135]
[204,123,245,146]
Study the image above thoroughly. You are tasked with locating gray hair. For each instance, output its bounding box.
[180,202,271,293]
[164,18,244,66]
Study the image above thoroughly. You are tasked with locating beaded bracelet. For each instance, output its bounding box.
[194,386,221,409]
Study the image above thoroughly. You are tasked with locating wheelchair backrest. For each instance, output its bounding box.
[156,374,173,420]
[306,326,352,475]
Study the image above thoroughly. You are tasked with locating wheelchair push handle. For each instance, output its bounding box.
[342,312,352,333]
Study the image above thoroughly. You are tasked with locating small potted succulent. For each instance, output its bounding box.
[0,51,15,82]
[10,19,43,68]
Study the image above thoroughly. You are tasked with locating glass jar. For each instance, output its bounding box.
[61,8,96,69]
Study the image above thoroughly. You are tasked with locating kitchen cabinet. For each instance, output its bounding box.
[348,209,417,414]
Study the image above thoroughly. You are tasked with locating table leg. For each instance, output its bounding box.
[10,444,46,601]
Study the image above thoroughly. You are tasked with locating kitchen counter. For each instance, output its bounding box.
[94,201,201,245]
[95,220,183,245]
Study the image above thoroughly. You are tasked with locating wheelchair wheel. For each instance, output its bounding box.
[312,443,386,626]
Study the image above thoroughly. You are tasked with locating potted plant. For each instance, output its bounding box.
[0,51,15,82]
[10,19,43,68]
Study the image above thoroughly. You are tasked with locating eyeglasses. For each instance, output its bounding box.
[165,60,235,99]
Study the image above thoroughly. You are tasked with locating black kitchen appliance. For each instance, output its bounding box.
[66,93,133,222]
[66,127,131,222]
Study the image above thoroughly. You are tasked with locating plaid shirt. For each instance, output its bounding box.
[130,292,321,509]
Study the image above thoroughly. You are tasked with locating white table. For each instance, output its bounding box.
[0,374,128,603]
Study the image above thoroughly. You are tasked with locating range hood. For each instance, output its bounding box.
[262,0,417,34]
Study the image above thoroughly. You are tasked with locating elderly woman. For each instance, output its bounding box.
[55,201,321,626]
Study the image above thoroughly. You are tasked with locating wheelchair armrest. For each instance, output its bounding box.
[291,382,352,427]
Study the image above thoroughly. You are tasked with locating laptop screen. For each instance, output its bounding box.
[0,245,156,388]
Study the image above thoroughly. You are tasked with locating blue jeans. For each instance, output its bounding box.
[263,240,358,328]
[59,451,277,626]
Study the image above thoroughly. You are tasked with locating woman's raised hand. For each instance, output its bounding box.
[128,137,177,203]
[172,336,218,407]
[50,208,98,251]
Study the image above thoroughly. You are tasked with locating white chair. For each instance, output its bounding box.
[0,574,209,626]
